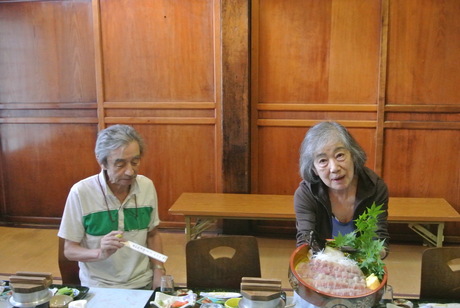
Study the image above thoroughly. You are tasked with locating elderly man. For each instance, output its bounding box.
[58,124,165,289]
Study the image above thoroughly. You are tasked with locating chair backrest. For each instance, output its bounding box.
[58,237,81,285]
[186,235,261,289]
[420,247,460,299]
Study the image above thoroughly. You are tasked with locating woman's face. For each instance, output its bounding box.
[312,140,355,192]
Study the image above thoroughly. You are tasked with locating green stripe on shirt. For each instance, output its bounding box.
[83,207,153,235]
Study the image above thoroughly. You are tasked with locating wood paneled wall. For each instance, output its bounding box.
[1,0,459,242]
[0,0,99,225]
[251,0,460,241]
[0,0,224,227]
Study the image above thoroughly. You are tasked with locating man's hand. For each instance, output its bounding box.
[98,231,125,260]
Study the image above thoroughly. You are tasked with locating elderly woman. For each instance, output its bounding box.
[295,121,390,253]
[58,124,165,289]
[293,121,389,307]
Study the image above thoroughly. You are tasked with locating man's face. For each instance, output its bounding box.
[103,141,141,189]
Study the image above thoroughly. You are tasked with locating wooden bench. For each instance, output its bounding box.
[169,193,460,247]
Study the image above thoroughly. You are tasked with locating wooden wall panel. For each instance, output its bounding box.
[328,0,382,103]
[257,0,381,104]
[135,124,217,224]
[257,0,331,103]
[256,127,305,195]
[383,0,460,239]
[100,0,215,102]
[221,0,250,194]
[383,129,460,235]
[96,0,222,224]
[0,0,98,225]
[0,0,96,103]
[0,124,98,224]
[387,0,460,104]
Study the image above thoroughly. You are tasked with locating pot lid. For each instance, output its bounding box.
[240,277,282,301]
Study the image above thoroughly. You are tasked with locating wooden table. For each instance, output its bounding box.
[169,193,460,247]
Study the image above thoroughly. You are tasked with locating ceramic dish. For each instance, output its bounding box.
[152,291,197,308]
[289,244,387,308]
[50,284,89,300]
[50,294,74,308]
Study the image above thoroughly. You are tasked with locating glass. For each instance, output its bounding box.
[160,275,175,295]
[380,284,394,304]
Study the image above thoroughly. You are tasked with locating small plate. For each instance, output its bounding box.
[50,284,89,300]
[153,291,197,308]
[50,294,74,308]
[200,292,241,299]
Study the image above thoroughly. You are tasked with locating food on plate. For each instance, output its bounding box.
[153,291,196,308]
[326,202,386,280]
[294,203,386,296]
[366,273,380,290]
[55,286,80,298]
[197,292,242,305]
[170,300,188,307]
[175,289,192,296]
[295,248,368,296]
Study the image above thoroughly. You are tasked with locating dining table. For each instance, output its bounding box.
[0,285,155,308]
[1,284,459,308]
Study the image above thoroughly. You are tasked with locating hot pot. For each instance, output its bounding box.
[288,244,388,308]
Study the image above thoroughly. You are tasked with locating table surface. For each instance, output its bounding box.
[0,286,154,308]
[169,193,460,222]
[1,286,458,308]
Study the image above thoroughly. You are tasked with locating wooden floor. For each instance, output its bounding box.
[0,226,430,298]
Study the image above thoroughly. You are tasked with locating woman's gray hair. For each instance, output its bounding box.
[95,124,145,166]
[299,121,367,182]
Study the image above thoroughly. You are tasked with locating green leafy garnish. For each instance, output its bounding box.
[327,202,386,280]
[56,287,76,297]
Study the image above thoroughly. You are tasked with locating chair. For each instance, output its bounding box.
[186,235,261,289]
[58,237,81,285]
[420,247,460,299]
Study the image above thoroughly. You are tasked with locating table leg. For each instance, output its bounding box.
[408,222,444,247]
[185,217,192,242]
[436,223,445,247]
[190,218,216,240]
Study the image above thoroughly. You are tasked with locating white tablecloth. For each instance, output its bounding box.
[0,287,153,308]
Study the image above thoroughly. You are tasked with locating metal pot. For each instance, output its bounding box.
[9,289,52,308]
[288,244,387,308]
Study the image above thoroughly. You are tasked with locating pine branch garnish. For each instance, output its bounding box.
[327,202,386,280]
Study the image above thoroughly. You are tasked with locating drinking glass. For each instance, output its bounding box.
[160,275,175,295]
[380,284,394,304]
